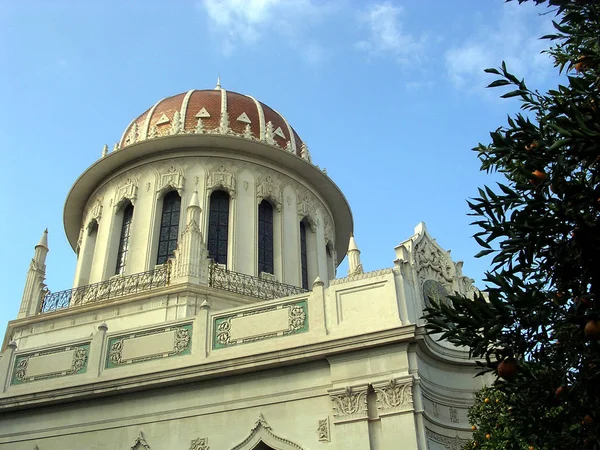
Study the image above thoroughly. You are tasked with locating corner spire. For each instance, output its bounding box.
[36,228,49,249]
[214,76,222,90]
[347,233,363,276]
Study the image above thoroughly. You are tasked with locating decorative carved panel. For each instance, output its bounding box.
[189,437,209,450]
[11,343,90,385]
[207,165,235,197]
[157,165,185,196]
[373,378,413,415]
[329,385,368,422]
[257,175,282,210]
[114,177,138,208]
[317,418,330,442]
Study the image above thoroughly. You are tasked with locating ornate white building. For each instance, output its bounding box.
[0,83,486,450]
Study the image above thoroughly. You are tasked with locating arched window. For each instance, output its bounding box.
[300,220,308,289]
[156,191,181,265]
[115,203,134,275]
[258,200,274,275]
[208,190,230,265]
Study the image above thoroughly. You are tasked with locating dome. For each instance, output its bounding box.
[118,84,307,157]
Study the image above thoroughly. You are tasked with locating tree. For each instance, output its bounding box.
[423,1,600,448]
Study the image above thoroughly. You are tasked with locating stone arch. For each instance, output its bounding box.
[230,415,303,450]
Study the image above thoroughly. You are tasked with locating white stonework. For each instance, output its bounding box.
[1,86,488,449]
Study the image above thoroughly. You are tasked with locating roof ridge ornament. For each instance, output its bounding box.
[214,76,221,90]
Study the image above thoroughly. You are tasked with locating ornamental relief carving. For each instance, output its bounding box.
[373,378,413,414]
[317,418,330,442]
[329,386,368,421]
[207,165,236,197]
[12,344,89,385]
[124,122,138,146]
[130,431,151,450]
[414,235,454,285]
[85,197,103,227]
[257,175,282,211]
[425,429,467,450]
[189,437,209,450]
[156,165,185,196]
[297,191,317,231]
[114,177,138,208]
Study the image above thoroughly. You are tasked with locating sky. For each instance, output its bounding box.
[0,1,564,335]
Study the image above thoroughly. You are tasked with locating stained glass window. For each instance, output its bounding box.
[115,203,134,275]
[156,191,181,265]
[258,200,274,275]
[208,190,230,265]
[300,220,308,289]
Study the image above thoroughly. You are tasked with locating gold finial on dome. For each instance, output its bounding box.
[214,76,222,90]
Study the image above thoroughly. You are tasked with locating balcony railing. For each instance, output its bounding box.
[40,263,171,313]
[209,263,308,300]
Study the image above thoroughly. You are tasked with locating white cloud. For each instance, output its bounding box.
[199,0,331,60]
[355,2,426,65]
[444,2,554,91]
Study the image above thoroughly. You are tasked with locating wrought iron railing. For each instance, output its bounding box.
[209,263,308,300]
[40,263,171,313]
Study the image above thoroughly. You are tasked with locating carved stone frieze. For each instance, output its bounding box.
[329,385,368,422]
[257,175,282,210]
[114,177,138,208]
[189,437,209,450]
[207,165,236,197]
[317,418,330,442]
[156,165,185,196]
[373,378,413,415]
[425,429,467,450]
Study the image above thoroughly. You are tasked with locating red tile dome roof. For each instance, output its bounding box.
[118,85,309,159]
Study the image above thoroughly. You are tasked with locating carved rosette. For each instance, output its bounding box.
[317,418,330,442]
[373,378,413,415]
[257,175,282,211]
[329,385,368,423]
[207,165,236,197]
[114,177,138,208]
[157,165,185,196]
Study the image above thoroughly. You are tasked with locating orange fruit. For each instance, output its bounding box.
[498,359,518,380]
[584,320,600,340]
[484,398,490,404]
[485,433,491,440]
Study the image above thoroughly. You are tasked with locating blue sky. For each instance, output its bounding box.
[0,1,562,334]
